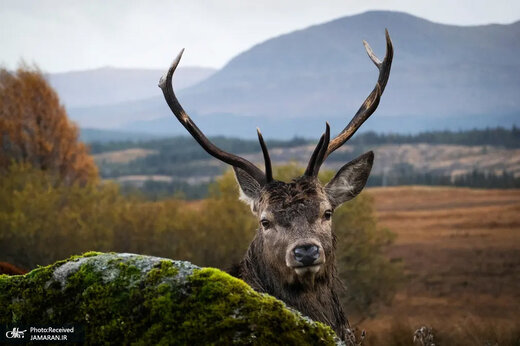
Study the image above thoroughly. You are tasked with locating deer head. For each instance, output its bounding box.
[159,30,393,287]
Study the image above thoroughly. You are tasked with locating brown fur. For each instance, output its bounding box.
[0,262,27,275]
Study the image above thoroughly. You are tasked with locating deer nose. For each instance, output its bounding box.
[293,245,320,266]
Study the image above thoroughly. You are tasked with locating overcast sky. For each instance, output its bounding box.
[1,0,519,73]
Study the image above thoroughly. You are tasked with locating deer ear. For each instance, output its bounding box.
[233,167,262,209]
[325,151,374,208]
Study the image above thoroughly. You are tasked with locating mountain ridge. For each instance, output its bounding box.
[177,10,519,119]
[54,10,519,136]
[48,66,215,109]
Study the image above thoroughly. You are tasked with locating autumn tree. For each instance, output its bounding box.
[0,65,97,184]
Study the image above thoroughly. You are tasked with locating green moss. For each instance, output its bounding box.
[0,253,338,345]
[178,268,337,344]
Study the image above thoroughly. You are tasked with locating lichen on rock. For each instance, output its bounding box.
[0,252,339,345]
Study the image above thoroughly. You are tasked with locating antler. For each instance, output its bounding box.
[159,49,267,184]
[304,122,330,177]
[257,128,273,182]
[324,29,393,161]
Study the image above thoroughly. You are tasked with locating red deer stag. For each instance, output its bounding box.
[159,30,393,341]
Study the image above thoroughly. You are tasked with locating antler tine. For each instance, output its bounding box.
[304,133,325,177]
[257,128,273,183]
[304,122,330,177]
[313,122,330,176]
[159,49,266,184]
[325,29,393,160]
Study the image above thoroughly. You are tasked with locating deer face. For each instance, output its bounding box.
[256,178,332,283]
[234,151,374,284]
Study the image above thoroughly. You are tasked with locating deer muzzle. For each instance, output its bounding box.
[294,245,320,266]
[286,240,325,276]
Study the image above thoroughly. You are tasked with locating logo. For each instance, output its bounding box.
[5,328,26,339]
[2,325,85,343]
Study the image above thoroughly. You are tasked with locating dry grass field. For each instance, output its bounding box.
[360,186,520,344]
[93,148,157,164]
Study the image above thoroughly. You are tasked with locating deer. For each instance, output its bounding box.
[158,30,393,342]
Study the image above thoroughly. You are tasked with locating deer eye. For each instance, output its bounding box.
[324,210,333,221]
[260,219,271,229]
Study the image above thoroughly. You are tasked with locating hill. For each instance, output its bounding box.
[116,11,520,137]
[87,128,520,198]
[48,67,215,128]
[180,11,519,118]
[48,66,215,108]
[51,11,520,137]
[80,128,163,143]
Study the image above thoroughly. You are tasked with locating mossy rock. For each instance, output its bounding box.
[0,252,339,345]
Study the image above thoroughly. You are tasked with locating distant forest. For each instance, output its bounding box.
[88,127,520,199]
[89,136,310,155]
[89,126,520,154]
[367,170,520,189]
[349,126,520,148]
[91,136,309,180]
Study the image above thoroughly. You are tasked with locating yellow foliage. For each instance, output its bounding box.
[0,162,400,318]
